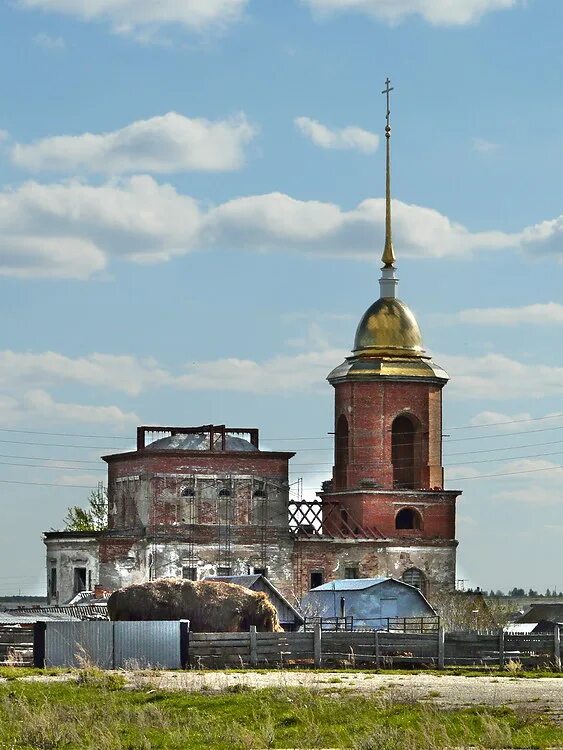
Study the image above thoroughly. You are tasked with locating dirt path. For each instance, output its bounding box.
[139,670,563,713]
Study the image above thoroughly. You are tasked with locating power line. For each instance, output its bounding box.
[0,409,561,445]
[0,478,95,489]
[0,460,105,472]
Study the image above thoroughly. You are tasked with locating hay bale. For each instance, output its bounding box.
[107,578,283,632]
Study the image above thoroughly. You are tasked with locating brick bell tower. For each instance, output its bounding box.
[316,79,461,593]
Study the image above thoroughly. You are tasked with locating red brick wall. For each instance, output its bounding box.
[321,490,458,539]
[332,380,444,491]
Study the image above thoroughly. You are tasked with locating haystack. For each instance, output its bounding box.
[107,578,283,632]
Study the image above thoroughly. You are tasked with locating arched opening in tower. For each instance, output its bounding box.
[391,415,420,489]
[335,414,349,489]
[395,507,422,530]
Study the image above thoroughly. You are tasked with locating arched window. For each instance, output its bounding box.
[391,414,420,489]
[180,486,195,497]
[335,414,349,489]
[252,489,268,526]
[218,488,231,498]
[395,507,422,530]
[402,567,425,592]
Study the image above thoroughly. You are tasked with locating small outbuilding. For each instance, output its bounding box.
[302,577,437,630]
[206,574,304,631]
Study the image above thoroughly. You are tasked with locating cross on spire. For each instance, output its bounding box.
[382,77,394,134]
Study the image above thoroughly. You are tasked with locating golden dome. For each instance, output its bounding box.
[353,298,424,358]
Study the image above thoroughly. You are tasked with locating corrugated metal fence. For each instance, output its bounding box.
[38,621,185,669]
[31,623,562,671]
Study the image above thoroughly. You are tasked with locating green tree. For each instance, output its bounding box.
[64,484,108,531]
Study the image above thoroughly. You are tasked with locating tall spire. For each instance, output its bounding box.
[379,77,398,299]
[381,77,395,267]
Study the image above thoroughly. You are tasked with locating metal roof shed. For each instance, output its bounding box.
[302,577,437,630]
[205,575,304,631]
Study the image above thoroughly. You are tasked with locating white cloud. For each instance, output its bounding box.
[22,389,139,426]
[295,116,379,153]
[202,192,516,259]
[18,0,249,37]
[469,410,533,429]
[0,180,519,279]
[303,0,518,26]
[519,216,563,258]
[32,32,65,49]
[0,351,169,396]
[176,349,345,393]
[454,303,563,326]
[12,113,257,174]
[0,175,202,277]
[472,137,499,153]
[440,352,563,400]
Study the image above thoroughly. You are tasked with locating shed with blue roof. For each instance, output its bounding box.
[301,577,437,630]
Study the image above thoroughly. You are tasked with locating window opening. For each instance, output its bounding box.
[217,566,232,577]
[395,507,422,530]
[310,571,324,589]
[335,414,349,489]
[344,566,359,579]
[402,567,425,592]
[391,415,419,489]
[181,486,195,497]
[253,567,268,577]
[73,567,87,596]
[49,567,57,598]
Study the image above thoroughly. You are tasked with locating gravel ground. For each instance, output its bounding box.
[133,670,563,713]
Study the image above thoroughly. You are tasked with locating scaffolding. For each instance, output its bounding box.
[217,475,234,573]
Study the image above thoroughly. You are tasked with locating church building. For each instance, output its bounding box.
[44,82,461,605]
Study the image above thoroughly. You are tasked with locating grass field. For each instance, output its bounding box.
[0,669,561,749]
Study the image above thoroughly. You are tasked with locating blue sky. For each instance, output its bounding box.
[0,0,562,595]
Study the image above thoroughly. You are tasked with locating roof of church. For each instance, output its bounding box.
[146,433,258,452]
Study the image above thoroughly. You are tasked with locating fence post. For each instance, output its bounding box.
[554,625,561,672]
[33,621,47,668]
[180,620,190,670]
[374,629,380,669]
[249,626,257,668]
[499,629,505,669]
[313,622,322,668]
[437,627,445,670]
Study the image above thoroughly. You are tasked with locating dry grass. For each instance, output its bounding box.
[0,679,559,749]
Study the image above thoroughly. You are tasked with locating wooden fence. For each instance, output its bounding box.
[187,626,562,670]
[0,625,34,666]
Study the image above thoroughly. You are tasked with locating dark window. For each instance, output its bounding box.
[181,486,195,497]
[395,507,422,530]
[182,566,197,581]
[335,414,349,489]
[310,571,324,589]
[49,567,57,598]
[253,567,268,577]
[402,568,425,592]
[344,567,359,579]
[391,414,419,489]
[218,488,231,498]
[253,490,267,499]
[217,566,231,576]
[73,567,87,596]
